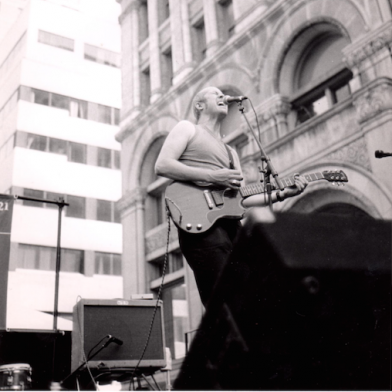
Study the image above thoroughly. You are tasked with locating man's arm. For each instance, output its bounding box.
[242,175,308,208]
[155,121,243,188]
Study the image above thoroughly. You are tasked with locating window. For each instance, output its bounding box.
[19,187,121,222]
[61,248,84,273]
[84,44,121,68]
[66,195,86,218]
[217,0,235,40]
[96,148,120,170]
[141,67,151,106]
[27,134,47,151]
[151,251,184,280]
[114,203,121,223]
[95,252,121,275]
[139,0,149,44]
[292,66,352,126]
[97,147,112,168]
[22,188,65,209]
[114,151,121,170]
[280,24,352,127]
[158,0,170,26]
[160,281,188,359]
[23,189,44,207]
[162,50,173,89]
[32,89,50,106]
[114,108,120,125]
[87,102,119,125]
[17,132,95,163]
[18,244,56,270]
[51,93,69,110]
[46,192,64,209]
[192,19,207,62]
[49,138,67,155]
[96,200,121,223]
[145,192,166,230]
[97,199,112,222]
[70,99,88,119]
[68,142,86,164]
[38,30,74,51]
[19,86,119,125]
[18,244,83,273]
[97,104,112,124]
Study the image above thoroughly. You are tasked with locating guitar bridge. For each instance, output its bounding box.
[211,191,224,206]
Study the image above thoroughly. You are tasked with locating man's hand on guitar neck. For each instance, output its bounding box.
[280,173,308,199]
[207,168,243,189]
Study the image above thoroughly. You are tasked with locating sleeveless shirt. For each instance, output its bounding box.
[179,125,232,171]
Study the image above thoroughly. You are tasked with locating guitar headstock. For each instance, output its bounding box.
[322,170,348,184]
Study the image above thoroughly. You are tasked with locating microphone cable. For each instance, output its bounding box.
[72,295,99,391]
[246,98,269,204]
[128,206,171,390]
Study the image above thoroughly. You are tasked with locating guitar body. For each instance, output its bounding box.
[165,182,245,233]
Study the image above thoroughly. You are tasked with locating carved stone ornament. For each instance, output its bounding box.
[145,225,178,256]
[117,187,147,213]
[343,24,392,69]
[353,82,392,123]
[326,137,371,172]
[258,95,291,123]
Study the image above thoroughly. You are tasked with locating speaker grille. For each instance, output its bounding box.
[72,299,166,372]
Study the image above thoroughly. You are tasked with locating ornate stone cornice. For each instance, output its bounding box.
[118,0,142,25]
[343,21,392,69]
[325,137,372,172]
[117,187,147,213]
[257,94,291,122]
[352,78,392,124]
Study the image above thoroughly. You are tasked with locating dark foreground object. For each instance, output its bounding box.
[0,330,71,390]
[174,211,391,390]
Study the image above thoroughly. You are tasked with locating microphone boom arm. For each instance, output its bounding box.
[237,101,285,208]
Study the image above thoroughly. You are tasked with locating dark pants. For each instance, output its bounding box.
[178,219,242,306]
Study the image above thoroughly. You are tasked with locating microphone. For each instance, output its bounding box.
[222,95,248,104]
[375,150,392,158]
[107,335,123,345]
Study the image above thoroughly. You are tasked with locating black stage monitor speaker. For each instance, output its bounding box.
[71,299,166,373]
[174,211,391,391]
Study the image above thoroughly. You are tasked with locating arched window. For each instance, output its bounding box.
[280,23,352,127]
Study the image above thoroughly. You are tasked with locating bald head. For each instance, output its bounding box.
[192,86,218,122]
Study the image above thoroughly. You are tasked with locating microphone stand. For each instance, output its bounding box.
[61,336,113,388]
[237,101,284,209]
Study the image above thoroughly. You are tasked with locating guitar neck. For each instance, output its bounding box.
[239,172,325,198]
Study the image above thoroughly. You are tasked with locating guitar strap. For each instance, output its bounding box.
[224,144,235,169]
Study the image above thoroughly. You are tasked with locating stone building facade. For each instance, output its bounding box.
[116,0,392,373]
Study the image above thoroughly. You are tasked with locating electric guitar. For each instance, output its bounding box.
[165,170,348,233]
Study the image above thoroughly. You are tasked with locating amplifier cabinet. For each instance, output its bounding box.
[71,299,166,372]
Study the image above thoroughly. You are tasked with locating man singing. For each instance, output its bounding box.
[155,86,308,306]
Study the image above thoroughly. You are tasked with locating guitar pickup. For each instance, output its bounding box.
[211,191,224,206]
[203,190,215,209]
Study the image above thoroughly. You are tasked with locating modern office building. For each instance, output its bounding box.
[116,0,392,380]
[0,0,123,330]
